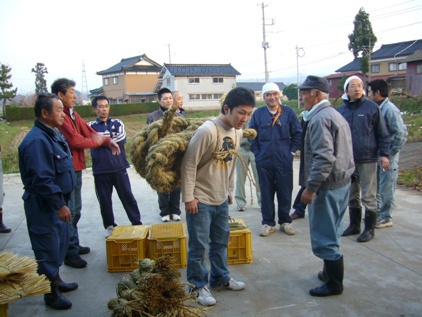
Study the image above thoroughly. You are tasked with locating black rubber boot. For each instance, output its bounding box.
[342,207,362,236]
[56,273,78,293]
[44,275,72,310]
[317,264,328,282]
[0,210,11,233]
[357,210,377,243]
[310,256,344,297]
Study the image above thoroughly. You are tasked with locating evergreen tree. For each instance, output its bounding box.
[0,64,18,117]
[283,83,298,100]
[31,62,48,94]
[348,8,377,76]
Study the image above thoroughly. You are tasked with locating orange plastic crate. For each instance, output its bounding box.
[147,223,187,268]
[228,218,253,265]
[106,225,149,272]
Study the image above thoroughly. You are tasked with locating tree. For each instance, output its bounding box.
[31,62,48,94]
[283,83,298,100]
[0,64,18,117]
[348,8,377,76]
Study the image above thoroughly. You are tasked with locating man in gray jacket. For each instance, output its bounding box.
[368,79,408,229]
[298,76,355,297]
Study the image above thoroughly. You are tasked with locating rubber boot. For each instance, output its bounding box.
[0,210,11,233]
[56,273,78,293]
[310,256,344,297]
[317,264,328,282]
[44,275,72,310]
[342,207,361,236]
[357,210,377,243]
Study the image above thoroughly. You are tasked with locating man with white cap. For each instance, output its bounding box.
[250,83,302,237]
[337,75,390,243]
[298,75,355,297]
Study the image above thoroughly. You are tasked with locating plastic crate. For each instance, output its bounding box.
[147,223,187,268]
[228,219,253,265]
[106,225,149,272]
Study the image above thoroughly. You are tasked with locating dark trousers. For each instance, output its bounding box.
[257,164,293,226]
[158,188,182,217]
[94,169,141,228]
[24,192,70,279]
[66,170,82,257]
[292,186,307,217]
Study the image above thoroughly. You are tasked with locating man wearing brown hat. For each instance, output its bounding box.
[298,75,355,297]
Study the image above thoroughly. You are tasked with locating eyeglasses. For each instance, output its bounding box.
[97,105,110,109]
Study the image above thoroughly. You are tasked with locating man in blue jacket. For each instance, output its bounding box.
[337,76,390,243]
[89,96,142,237]
[250,83,302,237]
[19,93,78,310]
[367,79,408,229]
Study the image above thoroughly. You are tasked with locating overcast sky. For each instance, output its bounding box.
[1,0,421,94]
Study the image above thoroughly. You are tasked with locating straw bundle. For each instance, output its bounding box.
[0,252,51,305]
[130,104,257,193]
[108,256,208,317]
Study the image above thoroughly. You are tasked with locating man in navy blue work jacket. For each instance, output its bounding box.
[250,82,302,237]
[19,93,78,310]
[88,96,142,237]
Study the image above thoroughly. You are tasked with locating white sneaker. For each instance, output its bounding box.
[280,222,295,235]
[196,286,216,306]
[211,278,246,291]
[171,214,181,221]
[161,215,170,222]
[105,225,114,238]
[260,224,275,236]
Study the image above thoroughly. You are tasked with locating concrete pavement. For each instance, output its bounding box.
[1,160,421,317]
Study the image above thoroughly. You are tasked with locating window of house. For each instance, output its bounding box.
[188,77,200,84]
[213,93,223,100]
[398,63,407,71]
[113,76,118,85]
[104,78,109,86]
[201,94,213,100]
[189,94,201,100]
[371,64,380,73]
[213,77,224,84]
[166,78,171,85]
[417,64,422,74]
[389,63,398,72]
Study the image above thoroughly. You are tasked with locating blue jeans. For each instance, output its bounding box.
[308,184,350,261]
[377,155,399,221]
[186,200,231,289]
[157,188,181,217]
[66,170,82,257]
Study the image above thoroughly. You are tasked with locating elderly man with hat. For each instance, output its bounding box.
[298,75,355,296]
[337,76,390,243]
[249,83,302,237]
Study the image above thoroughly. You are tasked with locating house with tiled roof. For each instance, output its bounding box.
[326,39,422,97]
[157,63,241,108]
[96,54,162,103]
[402,49,422,95]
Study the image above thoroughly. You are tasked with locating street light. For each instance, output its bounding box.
[296,45,305,108]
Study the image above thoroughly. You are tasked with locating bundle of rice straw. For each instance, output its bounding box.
[0,252,51,305]
[130,104,257,193]
[108,256,208,317]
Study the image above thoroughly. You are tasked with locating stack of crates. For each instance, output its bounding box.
[106,225,149,272]
[148,223,187,268]
[228,218,253,265]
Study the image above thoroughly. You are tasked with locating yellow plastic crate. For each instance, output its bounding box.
[106,225,149,272]
[228,219,253,265]
[148,223,187,268]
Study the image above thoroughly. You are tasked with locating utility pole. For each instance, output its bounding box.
[296,45,305,108]
[81,60,89,104]
[260,2,274,83]
[168,44,172,64]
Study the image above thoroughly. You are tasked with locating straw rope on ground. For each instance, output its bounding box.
[130,105,257,193]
